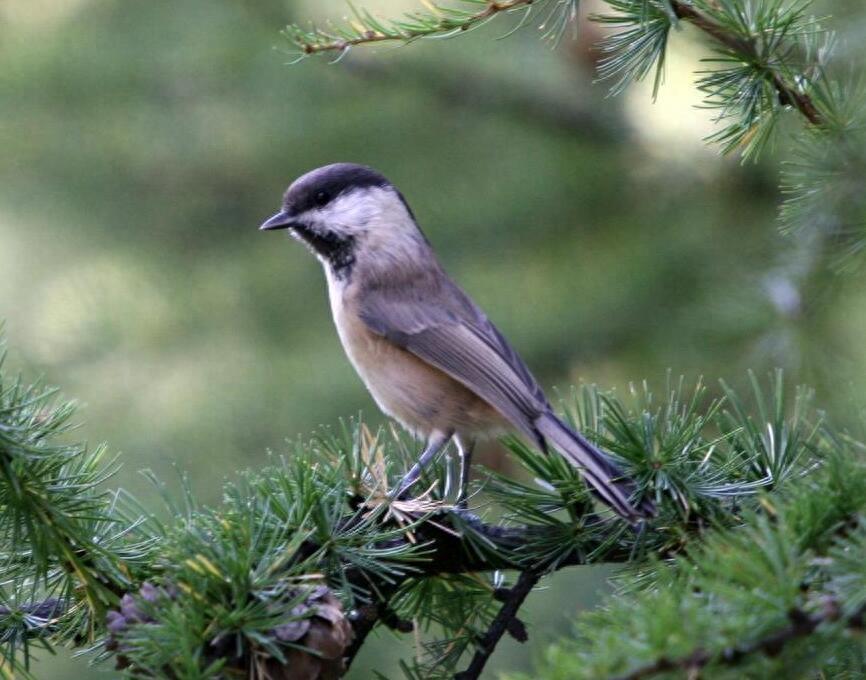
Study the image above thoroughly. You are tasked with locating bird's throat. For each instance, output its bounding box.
[291,225,355,278]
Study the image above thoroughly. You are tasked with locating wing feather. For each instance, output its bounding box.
[359,285,549,439]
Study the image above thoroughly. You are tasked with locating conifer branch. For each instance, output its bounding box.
[670,1,823,127]
[609,599,865,680]
[286,1,866,267]
[0,335,852,677]
[523,433,866,680]
[285,0,543,58]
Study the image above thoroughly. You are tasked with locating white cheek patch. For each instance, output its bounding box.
[316,187,402,238]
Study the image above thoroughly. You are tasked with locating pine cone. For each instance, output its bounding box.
[266,587,354,680]
[105,581,172,671]
[106,582,354,679]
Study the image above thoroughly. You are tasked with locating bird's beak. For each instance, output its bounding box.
[259,210,297,231]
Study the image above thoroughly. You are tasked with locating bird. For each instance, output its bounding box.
[260,163,653,522]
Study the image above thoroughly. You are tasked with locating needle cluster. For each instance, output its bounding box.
[283,1,580,61]
[3,325,863,678]
[285,0,866,270]
[514,435,866,679]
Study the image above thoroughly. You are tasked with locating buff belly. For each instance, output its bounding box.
[330,293,504,439]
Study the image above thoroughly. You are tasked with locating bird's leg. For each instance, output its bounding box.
[393,431,452,500]
[455,436,475,509]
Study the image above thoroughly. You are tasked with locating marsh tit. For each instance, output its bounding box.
[260,163,652,521]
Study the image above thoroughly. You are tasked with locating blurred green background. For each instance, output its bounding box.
[1,0,865,677]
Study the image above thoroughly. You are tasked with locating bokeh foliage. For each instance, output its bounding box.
[2,0,866,677]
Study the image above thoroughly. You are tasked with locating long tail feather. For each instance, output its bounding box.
[535,411,654,522]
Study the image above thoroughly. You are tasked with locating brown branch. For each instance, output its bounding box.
[454,569,541,680]
[290,0,825,130]
[344,602,413,671]
[344,604,380,671]
[609,601,866,680]
[670,1,824,127]
[333,508,640,675]
[291,0,537,57]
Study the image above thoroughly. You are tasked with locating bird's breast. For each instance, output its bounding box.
[326,276,503,438]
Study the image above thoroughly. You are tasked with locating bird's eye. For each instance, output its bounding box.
[314,190,330,207]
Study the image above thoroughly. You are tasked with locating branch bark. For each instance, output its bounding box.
[455,569,541,680]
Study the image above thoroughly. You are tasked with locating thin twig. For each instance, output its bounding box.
[454,569,541,680]
[291,0,537,56]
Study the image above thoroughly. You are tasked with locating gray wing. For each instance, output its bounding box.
[358,277,550,441]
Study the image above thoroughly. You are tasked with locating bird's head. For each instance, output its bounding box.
[260,163,421,276]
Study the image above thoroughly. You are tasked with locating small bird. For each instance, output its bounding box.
[260,163,652,521]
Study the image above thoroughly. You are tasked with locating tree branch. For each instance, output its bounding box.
[7,507,642,674]
[288,0,824,130]
[334,508,639,674]
[287,0,537,57]
[455,569,541,680]
[609,600,865,680]
[670,1,824,126]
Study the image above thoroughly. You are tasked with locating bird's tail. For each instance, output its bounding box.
[535,411,654,522]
